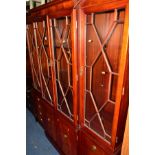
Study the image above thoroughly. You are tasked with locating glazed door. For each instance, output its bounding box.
[49,10,78,124]
[79,6,128,145]
[26,23,42,92]
[32,18,55,105]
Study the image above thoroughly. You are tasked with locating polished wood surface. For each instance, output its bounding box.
[44,101,57,141]
[111,4,128,148]
[80,0,128,13]
[26,0,129,154]
[121,111,129,155]
[71,9,78,127]
[27,0,74,23]
[78,130,121,155]
[56,112,77,155]
[116,48,129,146]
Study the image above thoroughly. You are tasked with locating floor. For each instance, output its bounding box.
[26,109,59,155]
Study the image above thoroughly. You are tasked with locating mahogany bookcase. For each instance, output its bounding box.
[26,0,129,154]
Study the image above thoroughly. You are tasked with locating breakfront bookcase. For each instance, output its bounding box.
[26,0,129,154]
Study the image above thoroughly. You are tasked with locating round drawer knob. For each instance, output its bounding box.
[88,39,93,43]
[39,112,42,115]
[64,134,68,139]
[91,145,97,151]
[100,84,104,87]
[101,71,106,75]
[40,118,43,122]
[48,118,50,122]
[37,98,40,101]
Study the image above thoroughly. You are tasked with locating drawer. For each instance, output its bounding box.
[37,116,44,125]
[36,102,42,112]
[44,104,56,141]
[35,97,46,127]
[79,131,107,155]
[56,113,77,155]
[55,117,62,147]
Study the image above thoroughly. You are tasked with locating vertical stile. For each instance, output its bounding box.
[111,4,129,148]
[79,9,86,127]
[71,9,78,126]
[46,16,58,108]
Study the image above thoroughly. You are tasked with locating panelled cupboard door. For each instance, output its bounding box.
[56,115,77,155]
[36,98,46,127]
[44,102,57,141]
[79,2,128,146]
[48,11,78,124]
[79,132,107,155]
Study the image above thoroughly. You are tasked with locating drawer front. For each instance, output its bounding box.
[35,97,46,127]
[79,132,108,155]
[56,114,77,155]
[55,118,63,148]
[37,107,44,126]
[44,105,56,141]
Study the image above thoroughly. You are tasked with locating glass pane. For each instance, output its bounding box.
[51,16,73,119]
[34,20,53,104]
[27,24,41,91]
[84,9,125,143]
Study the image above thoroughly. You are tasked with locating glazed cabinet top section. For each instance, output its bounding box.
[26,0,78,124]
[26,20,54,105]
[83,9,125,143]
[78,0,128,147]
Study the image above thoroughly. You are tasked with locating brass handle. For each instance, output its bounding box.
[101,71,106,75]
[40,118,43,122]
[88,39,93,43]
[91,145,97,151]
[64,134,68,139]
